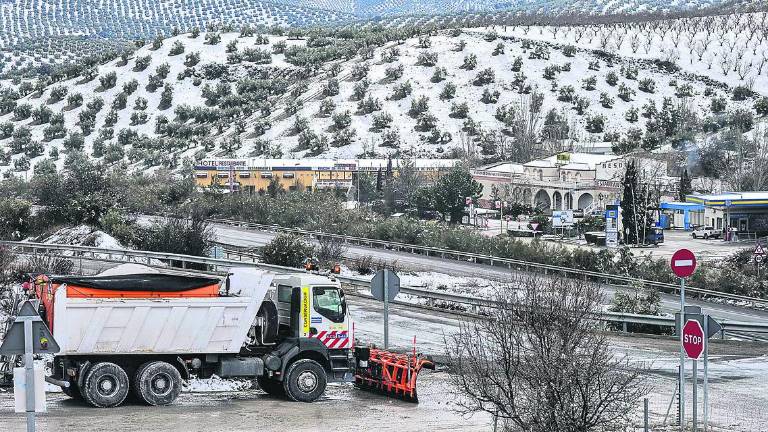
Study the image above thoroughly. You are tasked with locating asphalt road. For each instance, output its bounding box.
[1,295,765,432]
[211,223,768,326]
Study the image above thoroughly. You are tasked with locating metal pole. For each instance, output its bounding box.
[703,317,709,431]
[693,359,698,432]
[644,398,649,432]
[383,270,389,350]
[24,319,35,432]
[679,277,686,432]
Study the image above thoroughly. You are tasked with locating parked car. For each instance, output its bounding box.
[691,226,722,240]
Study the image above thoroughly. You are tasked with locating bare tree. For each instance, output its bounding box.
[447,275,647,432]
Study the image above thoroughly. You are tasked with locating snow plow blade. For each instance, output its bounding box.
[354,347,434,403]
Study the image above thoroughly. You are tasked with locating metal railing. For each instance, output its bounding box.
[204,218,768,308]
[3,241,768,340]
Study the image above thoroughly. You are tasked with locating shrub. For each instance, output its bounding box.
[440,82,456,100]
[711,97,727,114]
[582,76,597,91]
[473,68,495,86]
[617,83,635,102]
[586,114,606,133]
[416,51,438,66]
[460,54,477,70]
[450,102,469,118]
[431,67,448,83]
[600,92,614,108]
[563,45,576,57]
[134,55,152,72]
[754,97,768,116]
[169,40,185,56]
[638,78,656,93]
[372,112,393,130]
[605,71,618,86]
[732,85,753,101]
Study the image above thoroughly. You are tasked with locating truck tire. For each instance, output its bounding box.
[133,361,182,406]
[80,362,130,408]
[283,359,327,403]
[257,376,285,398]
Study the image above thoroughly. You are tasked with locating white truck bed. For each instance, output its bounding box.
[52,268,273,355]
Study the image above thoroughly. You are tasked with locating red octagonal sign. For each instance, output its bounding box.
[671,249,697,278]
[683,320,704,360]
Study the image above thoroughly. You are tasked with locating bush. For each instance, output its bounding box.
[638,78,656,93]
[732,85,753,101]
[0,198,31,240]
[316,236,347,266]
[133,214,213,257]
[261,234,314,268]
[754,97,768,116]
[439,82,456,100]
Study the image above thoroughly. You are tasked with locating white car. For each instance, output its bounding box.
[691,226,722,240]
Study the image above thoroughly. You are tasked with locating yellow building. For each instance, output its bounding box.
[194,158,458,193]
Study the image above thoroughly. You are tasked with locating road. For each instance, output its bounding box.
[211,223,768,327]
[1,295,766,431]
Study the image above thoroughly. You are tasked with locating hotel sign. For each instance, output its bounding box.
[197,159,247,170]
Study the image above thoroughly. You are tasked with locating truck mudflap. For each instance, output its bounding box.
[354,347,434,403]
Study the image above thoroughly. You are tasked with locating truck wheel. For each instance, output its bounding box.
[257,376,285,398]
[81,362,130,408]
[134,361,182,406]
[704,234,709,240]
[283,359,327,402]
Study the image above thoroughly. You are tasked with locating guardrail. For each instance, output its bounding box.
[3,241,768,341]
[205,218,768,308]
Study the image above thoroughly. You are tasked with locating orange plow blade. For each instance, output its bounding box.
[354,347,434,403]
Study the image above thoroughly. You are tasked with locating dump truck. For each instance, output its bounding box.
[24,268,357,407]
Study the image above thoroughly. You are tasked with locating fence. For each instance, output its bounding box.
[3,241,768,341]
[205,218,768,309]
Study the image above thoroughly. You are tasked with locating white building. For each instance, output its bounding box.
[472,152,672,212]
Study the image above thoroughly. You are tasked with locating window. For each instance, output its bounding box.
[312,287,345,323]
[195,172,208,178]
[283,172,295,179]
[277,285,293,303]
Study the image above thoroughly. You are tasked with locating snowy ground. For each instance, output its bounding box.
[1,296,765,431]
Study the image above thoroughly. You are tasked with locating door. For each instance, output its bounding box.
[739,218,748,232]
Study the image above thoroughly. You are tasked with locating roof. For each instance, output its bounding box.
[687,192,768,207]
[660,201,705,210]
[479,162,525,174]
[523,153,620,170]
[195,158,459,171]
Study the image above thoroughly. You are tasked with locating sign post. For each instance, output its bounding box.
[754,242,765,277]
[671,249,697,432]
[683,319,704,432]
[371,269,400,350]
[0,301,60,432]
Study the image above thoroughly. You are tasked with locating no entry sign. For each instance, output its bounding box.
[671,249,697,278]
[683,319,705,360]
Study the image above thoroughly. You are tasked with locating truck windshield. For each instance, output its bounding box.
[313,287,345,323]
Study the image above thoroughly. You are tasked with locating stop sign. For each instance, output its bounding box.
[682,319,705,359]
[671,249,697,278]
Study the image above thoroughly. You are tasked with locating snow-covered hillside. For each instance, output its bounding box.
[0,0,761,76]
[0,14,766,177]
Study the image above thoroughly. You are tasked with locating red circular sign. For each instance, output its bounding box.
[670,249,697,278]
[682,320,704,359]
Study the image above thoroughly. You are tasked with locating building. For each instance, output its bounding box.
[472,152,672,213]
[686,192,768,234]
[193,158,458,193]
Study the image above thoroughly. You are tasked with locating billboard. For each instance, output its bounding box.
[552,210,574,227]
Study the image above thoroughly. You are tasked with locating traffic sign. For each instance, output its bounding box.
[671,249,697,278]
[755,243,766,256]
[371,269,400,302]
[683,319,705,360]
[0,302,59,355]
[675,313,723,339]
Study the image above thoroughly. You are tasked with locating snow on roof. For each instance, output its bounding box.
[482,162,525,174]
[522,153,621,170]
[689,192,768,201]
[197,158,459,170]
